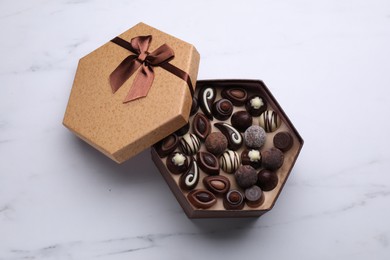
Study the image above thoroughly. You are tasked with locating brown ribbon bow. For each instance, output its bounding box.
[110,35,193,103]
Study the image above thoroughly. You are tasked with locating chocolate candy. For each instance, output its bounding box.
[234,165,258,189]
[241,149,261,169]
[155,134,179,158]
[166,152,188,174]
[220,150,240,173]
[179,157,199,191]
[197,151,220,175]
[180,133,201,156]
[273,131,293,152]
[214,123,243,150]
[187,189,217,209]
[223,190,245,210]
[231,111,252,132]
[245,186,264,208]
[245,95,267,116]
[198,86,216,120]
[221,88,247,106]
[175,123,190,136]
[190,96,199,116]
[261,148,284,170]
[257,169,278,191]
[205,132,228,156]
[244,125,266,148]
[212,99,233,121]
[192,113,211,141]
[203,175,230,195]
[259,110,281,132]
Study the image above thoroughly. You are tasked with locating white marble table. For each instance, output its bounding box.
[1,0,390,259]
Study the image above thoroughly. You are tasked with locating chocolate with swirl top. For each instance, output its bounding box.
[179,157,199,191]
[198,86,216,120]
[212,99,233,121]
[221,88,248,106]
[214,122,243,151]
[259,110,281,133]
[223,190,245,210]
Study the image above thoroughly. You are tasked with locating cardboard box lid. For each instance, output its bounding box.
[63,23,200,163]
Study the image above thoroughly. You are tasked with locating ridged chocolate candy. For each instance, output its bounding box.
[155,134,179,158]
[257,169,278,191]
[261,148,284,170]
[231,111,253,132]
[273,131,293,152]
[223,190,245,210]
[179,157,199,191]
[180,133,201,156]
[245,95,267,116]
[215,122,243,151]
[234,165,258,189]
[187,189,217,209]
[259,110,281,133]
[245,185,265,208]
[166,152,188,174]
[221,88,248,106]
[192,113,211,141]
[212,99,233,121]
[198,86,216,120]
[241,149,262,169]
[203,175,230,195]
[220,150,240,173]
[197,151,220,175]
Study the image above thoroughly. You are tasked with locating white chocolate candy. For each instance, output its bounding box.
[172,153,186,166]
[220,150,240,173]
[248,150,261,162]
[250,97,264,109]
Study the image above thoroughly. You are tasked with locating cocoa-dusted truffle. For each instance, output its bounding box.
[245,95,267,116]
[234,165,258,189]
[245,185,265,208]
[166,152,189,174]
[244,125,266,148]
[261,148,284,170]
[241,149,261,169]
[273,131,293,152]
[205,132,228,156]
[257,169,279,191]
[212,99,233,121]
[231,111,252,132]
[223,190,245,210]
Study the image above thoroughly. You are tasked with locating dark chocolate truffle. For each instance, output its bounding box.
[187,189,217,209]
[273,131,293,152]
[198,86,216,120]
[203,175,230,195]
[259,110,281,133]
[166,152,189,174]
[234,165,258,189]
[205,132,228,156]
[245,185,265,208]
[221,88,248,106]
[261,148,284,170]
[231,111,253,132]
[197,151,220,175]
[241,149,262,169]
[212,99,233,121]
[155,134,179,158]
[244,125,266,148]
[223,190,245,210]
[192,113,211,141]
[257,169,278,191]
[245,95,267,116]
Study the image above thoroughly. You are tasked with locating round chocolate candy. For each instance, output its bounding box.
[234,165,258,189]
[166,152,188,174]
[179,157,199,191]
[221,88,248,106]
[192,113,211,141]
[190,96,199,116]
[197,151,220,175]
[231,111,253,132]
[205,132,228,156]
[214,122,243,151]
[273,131,293,152]
[245,185,265,208]
[203,175,230,195]
[244,125,266,148]
[155,134,179,158]
[261,148,284,170]
[259,110,281,133]
[180,133,201,156]
[175,123,190,136]
[212,99,233,121]
[257,169,278,191]
[223,190,245,210]
[198,85,216,120]
[245,95,267,116]
[187,189,217,209]
[220,150,240,173]
[241,149,262,169]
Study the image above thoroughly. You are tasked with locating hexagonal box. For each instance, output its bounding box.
[152,80,303,218]
[63,23,200,163]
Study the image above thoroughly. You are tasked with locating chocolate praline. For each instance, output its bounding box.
[187,189,217,209]
[179,157,200,191]
[234,165,258,189]
[203,175,230,195]
[212,99,233,121]
[166,152,189,174]
[180,133,201,156]
[198,85,216,120]
[273,131,293,152]
[257,169,279,191]
[245,185,265,208]
[245,95,267,116]
[205,132,228,156]
[231,111,253,132]
[192,113,211,141]
[261,148,284,170]
[155,134,179,158]
[221,88,248,106]
[223,190,245,210]
[259,110,281,133]
[220,150,240,173]
[244,125,266,149]
[241,149,262,169]
[197,151,220,175]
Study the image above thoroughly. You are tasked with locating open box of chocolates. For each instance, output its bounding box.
[152,79,303,218]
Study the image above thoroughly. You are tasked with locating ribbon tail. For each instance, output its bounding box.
[123,65,154,103]
[109,55,140,93]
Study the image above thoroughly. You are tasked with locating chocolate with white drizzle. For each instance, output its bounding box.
[198,86,216,120]
[179,157,199,191]
[214,122,243,151]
